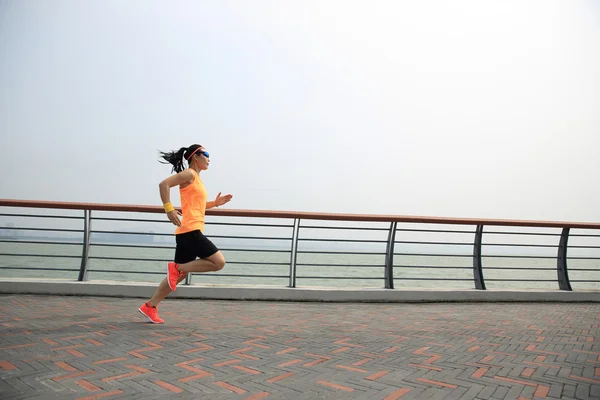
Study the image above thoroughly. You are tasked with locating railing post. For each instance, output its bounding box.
[473,225,486,290]
[78,210,91,281]
[289,218,300,288]
[384,222,397,289]
[557,227,572,291]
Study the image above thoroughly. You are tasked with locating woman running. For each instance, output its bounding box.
[138,144,232,323]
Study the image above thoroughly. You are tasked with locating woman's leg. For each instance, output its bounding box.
[138,271,187,323]
[177,251,225,273]
[148,273,188,307]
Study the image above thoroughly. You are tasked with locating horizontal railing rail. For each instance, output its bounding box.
[0,199,599,291]
[1,199,599,228]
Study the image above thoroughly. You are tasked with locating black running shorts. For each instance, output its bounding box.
[174,230,219,263]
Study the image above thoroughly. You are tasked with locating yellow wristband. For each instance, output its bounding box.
[163,202,175,213]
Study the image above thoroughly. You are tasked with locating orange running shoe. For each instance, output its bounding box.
[167,262,182,291]
[138,302,164,324]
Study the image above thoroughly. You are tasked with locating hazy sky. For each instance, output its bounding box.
[1,0,599,222]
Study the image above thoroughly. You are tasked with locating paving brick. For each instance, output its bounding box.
[460,382,485,399]
[491,385,509,399]
[562,383,577,398]
[477,384,498,399]
[547,383,563,398]
[442,386,469,400]
[591,382,600,399]
[575,383,590,400]
[505,384,523,399]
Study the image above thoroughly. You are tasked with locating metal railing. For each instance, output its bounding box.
[0,199,599,290]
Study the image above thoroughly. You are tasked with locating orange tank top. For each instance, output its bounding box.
[175,169,207,235]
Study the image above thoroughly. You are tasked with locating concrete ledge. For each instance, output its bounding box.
[0,278,598,302]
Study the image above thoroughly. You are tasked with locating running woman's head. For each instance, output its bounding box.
[159,144,210,173]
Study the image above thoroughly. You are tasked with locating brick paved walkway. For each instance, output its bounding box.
[0,295,598,399]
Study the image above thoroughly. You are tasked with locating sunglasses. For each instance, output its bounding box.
[186,147,210,160]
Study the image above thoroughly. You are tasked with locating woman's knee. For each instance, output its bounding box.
[210,252,226,271]
[214,258,225,271]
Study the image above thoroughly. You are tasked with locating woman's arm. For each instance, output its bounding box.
[159,170,195,226]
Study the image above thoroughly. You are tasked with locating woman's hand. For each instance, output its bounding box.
[167,210,182,226]
[214,192,233,207]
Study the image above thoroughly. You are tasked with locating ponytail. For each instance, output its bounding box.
[158,144,203,173]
